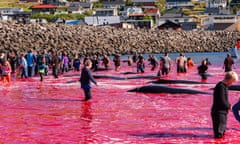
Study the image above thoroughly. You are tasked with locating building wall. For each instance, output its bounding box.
[206,0,228,8]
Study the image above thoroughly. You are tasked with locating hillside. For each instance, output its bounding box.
[0,0,38,10]
[0,0,18,7]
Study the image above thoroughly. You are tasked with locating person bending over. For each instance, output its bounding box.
[211,71,238,138]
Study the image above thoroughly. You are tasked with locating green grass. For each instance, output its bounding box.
[0,0,18,7]
[0,0,37,9]
[0,0,40,12]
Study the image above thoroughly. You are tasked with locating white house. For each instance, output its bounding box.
[205,0,228,8]
[94,8,118,16]
[84,16,121,26]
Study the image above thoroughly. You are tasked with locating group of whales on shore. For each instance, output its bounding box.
[65,69,240,94]
[92,73,212,94]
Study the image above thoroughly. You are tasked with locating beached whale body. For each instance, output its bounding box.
[128,85,210,94]
[94,67,112,71]
[211,85,240,91]
[93,75,126,80]
[121,72,138,75]
[232,100,240,122]
[65,75,161,83]
[93,75,161,80]
[199,73,212,77]
[229,85,240,91]
[150,79,208,84]
[210,85,240,91]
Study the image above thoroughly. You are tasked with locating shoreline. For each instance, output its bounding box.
[0,22,239,56]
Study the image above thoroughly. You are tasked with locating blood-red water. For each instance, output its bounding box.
[0,61,239,143]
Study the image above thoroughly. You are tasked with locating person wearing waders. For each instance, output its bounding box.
[159,52,171,76]
[51,51,60,79]
[211,71,238,138]
[38,56,46,82]
[223,53,235,72]
[80,60,97,101]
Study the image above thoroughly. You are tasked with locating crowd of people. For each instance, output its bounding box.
[0,49,238,83]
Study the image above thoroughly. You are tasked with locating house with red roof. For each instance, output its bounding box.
[144,8,160,25]
[31,4,57,14]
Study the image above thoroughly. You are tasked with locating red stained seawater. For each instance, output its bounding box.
[0,59,239,143]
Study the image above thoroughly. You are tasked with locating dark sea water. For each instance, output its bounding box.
[112,52,229,65]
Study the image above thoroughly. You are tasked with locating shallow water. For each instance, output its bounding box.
[0,52,240,143]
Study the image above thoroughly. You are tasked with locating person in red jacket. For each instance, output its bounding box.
[0,60,12,83]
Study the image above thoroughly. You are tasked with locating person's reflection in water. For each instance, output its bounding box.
[80,101,93,143]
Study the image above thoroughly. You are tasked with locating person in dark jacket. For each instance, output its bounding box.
[197,59,208,80]
[223,53,235,72]
[51,51,60,78]
[72,53,81,71]
[211,71,238,138]
[91,55,99,72]
[80,60,97,101]
[113,54,121,71]
[148,54,158,71]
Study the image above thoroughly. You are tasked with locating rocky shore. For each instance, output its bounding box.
[0,21,239,56]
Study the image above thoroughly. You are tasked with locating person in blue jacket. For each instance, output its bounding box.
[25,49,36,77]
[80,60,97,101]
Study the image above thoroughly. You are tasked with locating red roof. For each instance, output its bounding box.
[144,8,159,14]
[31,4,57,9]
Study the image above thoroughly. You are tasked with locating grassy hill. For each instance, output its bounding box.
[0,0,19,7]
[0,0,38,9]
[0,0,40,11]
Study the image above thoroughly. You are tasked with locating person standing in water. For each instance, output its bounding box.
[38,56,46,82]
[187,57,195,69]
[197,59,208,80]
[80,60,97,101]
[159,52,172,76]
[211,71,238,138]
[102,54,110,70]
[0,60,11,83]
[148,54,158,71]
[113,54,121,71]
[137,56,145,73]
[91,55,99,72]
[223,53,235,72]
[176,53,187,73]
[51,51,60,79]
[18,53,28,79]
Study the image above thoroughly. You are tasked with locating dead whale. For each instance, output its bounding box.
[232,100,240,122]
[93,75,161,80]
[149,79,209,84]
[128,85,210,94]
[229,85,240,91]
[120,72,138,75]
